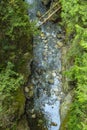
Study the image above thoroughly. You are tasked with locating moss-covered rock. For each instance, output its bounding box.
[61,46,69,92]
[60,92,73,121]
[25,84,34,98]
[0,88,25,129]
[0,1,34,130]
[60,91,73,130]
[42,0,51,6]
[0,0,33,81]
[16,116,30,130]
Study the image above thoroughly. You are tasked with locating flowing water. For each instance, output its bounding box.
[26,0,64,130]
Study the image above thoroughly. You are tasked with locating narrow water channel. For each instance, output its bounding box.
[26,0,64,130]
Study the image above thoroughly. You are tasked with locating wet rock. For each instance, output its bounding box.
[44,57,47,60]
[42,0,51,6]
[44,39,48,43]
[36,11,42,17]
[32,114,36,118]
[47,26,50,30]
[57,75,62,80]
[57,96,62,101]
[31,109,35,113]
[41,32,45,37]
[29,91,34,97]
[44,45,48,48]
[51,122,57,126]
[57,41,63,48]
[43,51,47,56]
[29,84,34,90]
[49,52,52,55]
[57,34,62,39]
[25,87,29,93]
[25,84,34,98]
[38,119,43,124]
[52,72,56,77]
[55,45,59,49]
[33,44,37,47]
[48,79,54,84]
[17,116,30,130]
[57,33,65,39]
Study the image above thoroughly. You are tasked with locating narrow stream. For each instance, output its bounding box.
[26,0,64,130]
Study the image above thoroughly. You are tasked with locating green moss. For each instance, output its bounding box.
[13,88,26,118]
[60,111,70,130]
[0,88,25,129]
[16,116,30,130]
[0,66,25,129]
[0,0,35,129]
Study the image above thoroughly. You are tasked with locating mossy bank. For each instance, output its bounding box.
[0,0,35,129]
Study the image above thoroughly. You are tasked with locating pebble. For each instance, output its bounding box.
[57,41,63,48]
[49,52,52,55]
[48,79,54,84]
[44,57,47,60]
[57,34,62,39]
[36,11,42,17]
[51,122,57,126]
[44,45,48,49]
[33,44,36,47]
[57,97,62,101]
[31,109,34,113]
[44,39,48,43]
[32,114,36,118]
[25,87,29,93]
[43,52,47,56]
[55,45,58,49]
[29,91,34,97]
[41,32,45,37]
[52,72,56,77]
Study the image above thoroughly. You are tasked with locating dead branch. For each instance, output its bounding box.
[39,2,60,21]
[39,6,61,26]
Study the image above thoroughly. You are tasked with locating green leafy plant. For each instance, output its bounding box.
[0,0,38,72]
[0,62,25,129]
[0,0,37,129]
[60,0,87,129]
[0,62,24,97]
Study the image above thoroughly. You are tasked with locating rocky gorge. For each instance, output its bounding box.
[24,0,73,130]
[0,0,73,130]
[0,1,86,130]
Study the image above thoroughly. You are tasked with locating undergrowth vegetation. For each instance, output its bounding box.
[0,0,35,129]
[0,0,37,71]
[0,62,24,97]
[0,62,25,129]
[60,0,87,129]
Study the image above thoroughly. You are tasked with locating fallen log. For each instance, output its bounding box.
[39,2,59,21]
[39,6,61,26]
